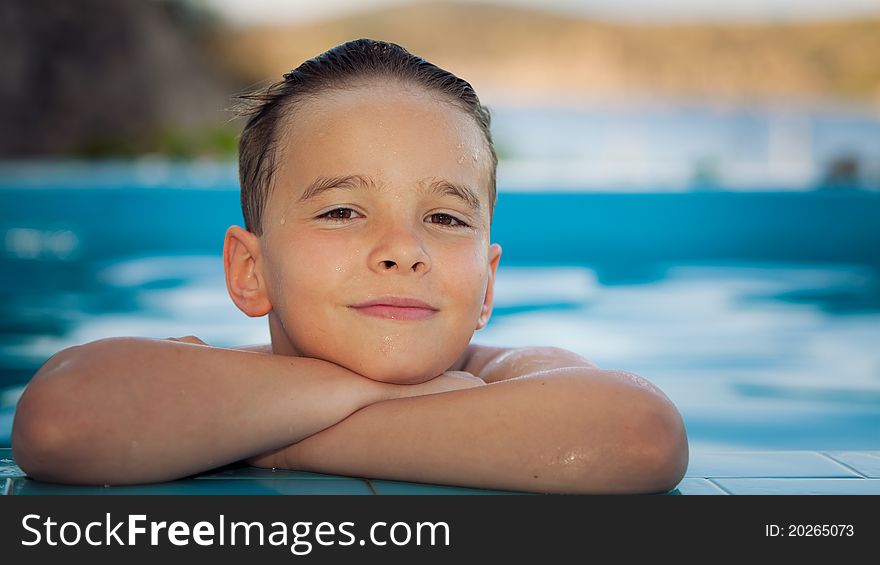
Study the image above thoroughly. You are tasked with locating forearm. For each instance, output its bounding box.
[11,337,389,485]
[266,368,689,494]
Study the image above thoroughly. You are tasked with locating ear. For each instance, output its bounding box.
[223,225,272,317]
[476,243,502,331]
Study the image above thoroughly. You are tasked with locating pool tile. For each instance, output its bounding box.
[0,448,25,478]
[369,479,526,495]
[713,478,880,495]
[685,451,859,478]
[666,478,728,495]
[2,478,10,495]
[9,477,374,495]
[821,452,880,478]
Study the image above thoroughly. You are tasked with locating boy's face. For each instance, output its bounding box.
[237,82,501,384]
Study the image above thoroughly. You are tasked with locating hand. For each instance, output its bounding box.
[162,335,209,346]
[246,371,488,472]
[387,370,486,401]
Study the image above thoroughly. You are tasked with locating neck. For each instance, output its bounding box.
[267,311,299,356]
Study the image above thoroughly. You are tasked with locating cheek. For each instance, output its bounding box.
[437,243,489,308]
[265,233,360,307]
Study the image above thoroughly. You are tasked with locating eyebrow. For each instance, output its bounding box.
[297,174,482,214]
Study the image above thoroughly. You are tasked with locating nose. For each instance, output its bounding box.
[368,222,430,275]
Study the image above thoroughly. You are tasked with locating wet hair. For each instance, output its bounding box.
[234,38,497,235]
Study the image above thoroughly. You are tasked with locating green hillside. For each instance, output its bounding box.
[214,0,880,104]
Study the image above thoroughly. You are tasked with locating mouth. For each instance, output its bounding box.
[350,296,439,321]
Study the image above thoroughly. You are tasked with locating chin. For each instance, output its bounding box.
[352,357,446,385]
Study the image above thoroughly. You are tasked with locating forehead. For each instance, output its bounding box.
[272,82,490,205]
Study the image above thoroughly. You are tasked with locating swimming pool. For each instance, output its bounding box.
[1,162,878,494]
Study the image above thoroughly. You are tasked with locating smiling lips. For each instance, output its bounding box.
[350,296,439,321]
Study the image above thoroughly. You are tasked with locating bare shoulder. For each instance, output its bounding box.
[450,343,508,374]
[456,343,599,384]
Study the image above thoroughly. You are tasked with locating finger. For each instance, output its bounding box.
[179,336,205,344]
[163,336,206,345]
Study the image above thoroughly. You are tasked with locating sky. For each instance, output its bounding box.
[198,0,880,26]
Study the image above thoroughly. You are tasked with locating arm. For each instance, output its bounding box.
[257,345,688,494]
[10,337,480,485]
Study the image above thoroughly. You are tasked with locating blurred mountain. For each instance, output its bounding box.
[3,0,879,158]
[213,0,880,106]
[0,0,238,157]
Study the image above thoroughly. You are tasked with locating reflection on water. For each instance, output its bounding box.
[1,257,878,451]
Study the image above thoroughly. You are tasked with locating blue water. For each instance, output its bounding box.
[1,163,878,452]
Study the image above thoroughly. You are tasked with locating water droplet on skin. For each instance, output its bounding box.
[616,371,656,392]
[549,448,587,470]
[472,152,478,161]
[379,334,396,355]
[457,156,464,164]
[280,216,285,225]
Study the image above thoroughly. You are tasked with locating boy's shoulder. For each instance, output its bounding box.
[451,343,600,383]
[448,343,510,375]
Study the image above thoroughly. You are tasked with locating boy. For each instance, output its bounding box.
[11,39,688,494]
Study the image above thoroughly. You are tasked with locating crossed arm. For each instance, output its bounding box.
[11,338,688,493]
[247,344,688,494]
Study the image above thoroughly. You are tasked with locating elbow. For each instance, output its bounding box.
[532,371,689,495]
[562,390,689,495]
[625,397,690,494]
[11,345,90,483]
[12,397,64,483]
[12,383,67,482]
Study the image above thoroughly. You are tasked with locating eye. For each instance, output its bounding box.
[317,207,361,222]
[426,213,470,228]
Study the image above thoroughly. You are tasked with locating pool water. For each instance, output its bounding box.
[484,262,880,451]
[2,253,878,452]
